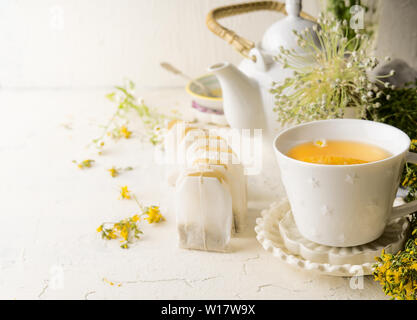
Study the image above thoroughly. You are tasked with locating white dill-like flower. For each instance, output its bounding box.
[270,13,391,125]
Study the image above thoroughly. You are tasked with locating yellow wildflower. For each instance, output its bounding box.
[108,167,119,178]
[120,125,132,139]
[103,278,115,286]
[145,206,165,224]
[120,226,129,241]
[404,282,414,298]
[107,230,117,239]
[97,214,143,249]
[385,269,395,284]
[314,139,327,147]
[410,140,417,151]
[373,216,417,300]
[119,186,131,199]
[73,159,95,169]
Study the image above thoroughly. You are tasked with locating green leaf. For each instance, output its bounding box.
[106,92,116,101]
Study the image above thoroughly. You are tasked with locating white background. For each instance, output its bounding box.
[1,0,415,89]
[0,0,415,300]
[0,0,318,89]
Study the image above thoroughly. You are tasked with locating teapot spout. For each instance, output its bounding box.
[208,62,265,130]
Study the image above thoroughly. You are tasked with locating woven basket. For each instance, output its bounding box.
[206,1,315,62]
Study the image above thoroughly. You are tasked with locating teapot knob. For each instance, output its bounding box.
[286,0,301,17]
[249,48,266,71]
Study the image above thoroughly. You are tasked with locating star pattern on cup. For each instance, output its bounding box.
[321,205,333,216]
[366,198,380,213]
[308,177,320,188]
[369,198,379,207]
[345,173,359,184]
[385,166,394,178]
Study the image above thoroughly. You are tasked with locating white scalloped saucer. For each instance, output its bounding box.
[255,199,410,276]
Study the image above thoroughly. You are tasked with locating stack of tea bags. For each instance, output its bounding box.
[164,121,247,252]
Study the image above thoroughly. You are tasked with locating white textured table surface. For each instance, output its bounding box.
[0,87,387,300]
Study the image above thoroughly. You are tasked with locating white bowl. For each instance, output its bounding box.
[185,74,228,126]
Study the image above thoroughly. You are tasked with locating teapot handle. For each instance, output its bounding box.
[206,1,315,62]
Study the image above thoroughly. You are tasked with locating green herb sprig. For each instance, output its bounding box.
[368,80,417,138]
[373,216,417,300]
[92,80,168,151]
[370,80,417,299]
[97,191,165,249]
[326,0,371,48]
[368,80,417,201]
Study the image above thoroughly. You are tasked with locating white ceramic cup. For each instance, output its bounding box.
[273,119,417,247]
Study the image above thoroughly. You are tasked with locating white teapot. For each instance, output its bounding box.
[207,0,318,140]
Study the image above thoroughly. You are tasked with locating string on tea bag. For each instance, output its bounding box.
[198,175,207,251]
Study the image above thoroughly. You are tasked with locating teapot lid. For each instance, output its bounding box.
[261,0,319,55]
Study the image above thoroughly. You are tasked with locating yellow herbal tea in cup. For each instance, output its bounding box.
[287,140,391,165]
[274,119,417,247]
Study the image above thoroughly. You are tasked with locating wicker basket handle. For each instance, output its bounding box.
[206,1,315,62]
